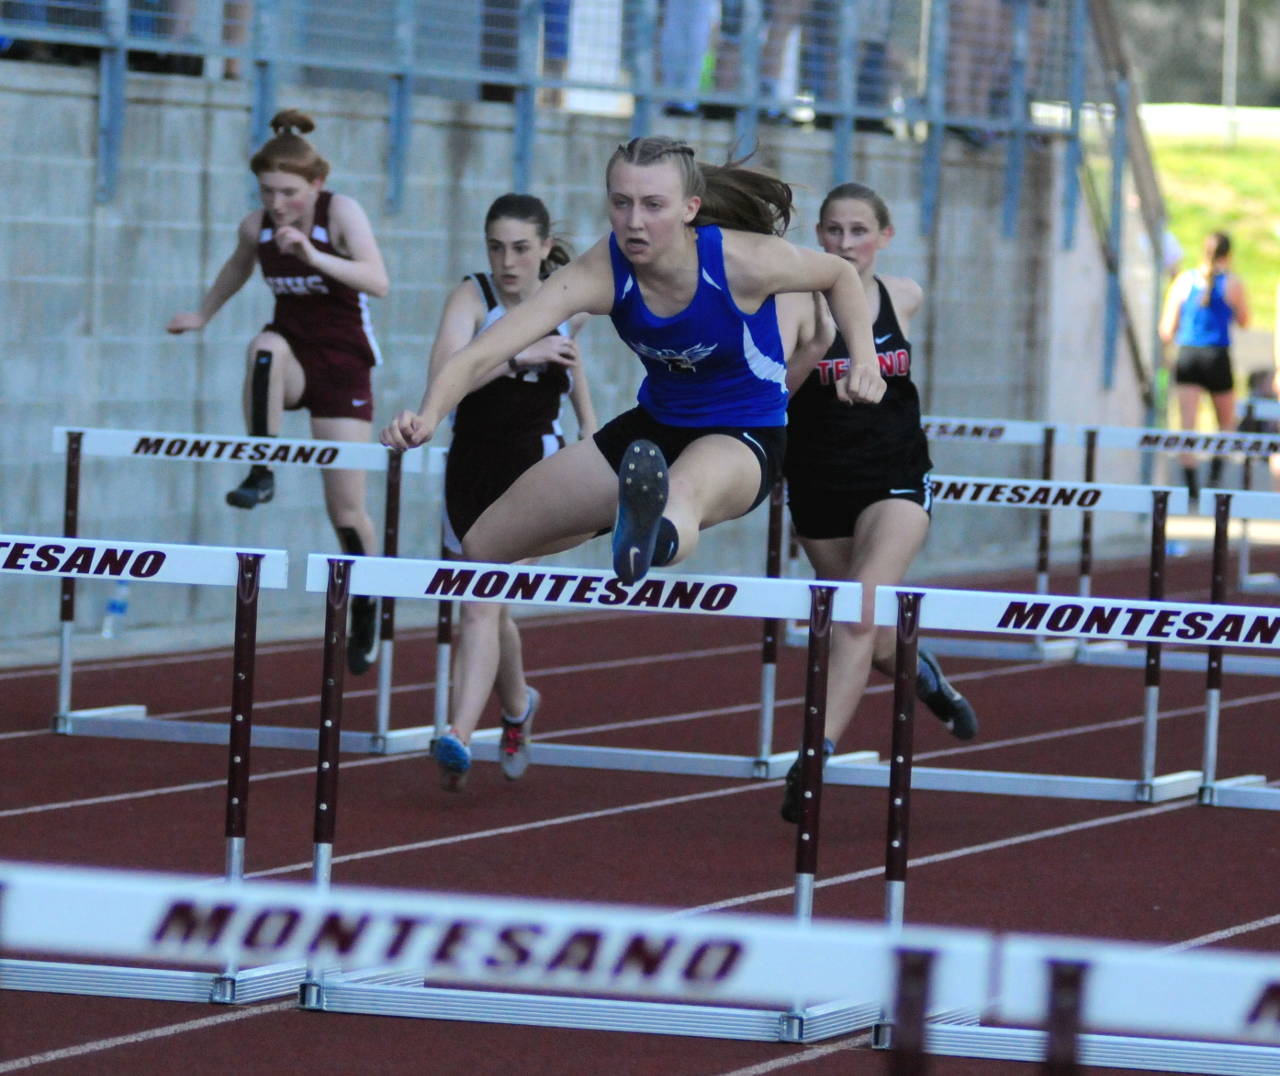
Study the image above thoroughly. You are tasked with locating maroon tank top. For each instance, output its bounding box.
[256,190,380,365]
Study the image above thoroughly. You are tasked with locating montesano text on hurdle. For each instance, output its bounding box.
[152,899,745,991]
[0,541,164,577]
[132,435,339,465]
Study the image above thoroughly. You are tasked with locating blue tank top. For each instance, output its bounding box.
[1176,272,1234,348]
[608,225,787,427]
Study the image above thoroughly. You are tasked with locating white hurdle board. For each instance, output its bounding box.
[49,427,445,754]
[1,539,302,1004]
[10,859,1280,1068]
[52,425,437,475]
[307,555,864,779]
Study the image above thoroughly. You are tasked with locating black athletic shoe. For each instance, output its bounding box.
[347,596,378,676]
[780,757,804,824]
[226,466,274,509]
[612,440,669,585]
[916,649,978,740]
[780,739,835,824]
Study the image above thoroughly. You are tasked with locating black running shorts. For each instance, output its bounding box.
[593,406,785,511]
[1174,345,1234,395]
[787,474,933,541]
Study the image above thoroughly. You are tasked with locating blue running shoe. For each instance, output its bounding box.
[433,732,472,792]
[916,649,978,740]
[612,440,668,585]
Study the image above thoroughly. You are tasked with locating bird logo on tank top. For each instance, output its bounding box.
[628,338,717,374]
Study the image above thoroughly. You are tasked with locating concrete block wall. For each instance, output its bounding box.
[0,62,1144,646]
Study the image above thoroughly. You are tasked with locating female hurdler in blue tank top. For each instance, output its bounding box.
[1158,230,1251,497]
[383,136,885,601]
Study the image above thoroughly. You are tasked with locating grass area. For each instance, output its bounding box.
[1149,133,1280,331]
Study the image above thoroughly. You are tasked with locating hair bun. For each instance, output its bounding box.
[269,108,315,137]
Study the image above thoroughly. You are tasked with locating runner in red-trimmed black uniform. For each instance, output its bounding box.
[779,182,978,824]
[166,108,389,675]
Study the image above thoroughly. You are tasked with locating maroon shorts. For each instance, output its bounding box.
[266,324,375,422]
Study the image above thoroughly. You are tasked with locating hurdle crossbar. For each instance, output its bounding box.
[9,860,1280,1068]
[1,537,301,1003]
[306,554,864,781]
[50,426,445,754]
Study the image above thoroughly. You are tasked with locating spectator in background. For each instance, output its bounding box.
[658,0,717,116]
[1158,231,1251,497]
[480,0,572,106]
[714,0,808,119]
[946,0,1004,146]
[800,0,895,133]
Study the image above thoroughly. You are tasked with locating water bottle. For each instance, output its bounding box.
[101,580,130,639]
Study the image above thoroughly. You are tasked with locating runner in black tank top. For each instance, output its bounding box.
[778,183,978,824]
[427,195,596,793]
[165,109,390,676]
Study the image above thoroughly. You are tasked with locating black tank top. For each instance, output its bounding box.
[784,277,932,488]
[451,272,572,443]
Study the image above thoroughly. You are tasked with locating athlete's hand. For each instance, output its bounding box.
[380,410,434,451]
[513,335,579,370]
[274,225,316,263]
[165,312,205,334]
[837,357,886,405]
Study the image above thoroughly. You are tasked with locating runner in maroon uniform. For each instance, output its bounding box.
[431,194,596,791]
[166,109,389,674]
[779,182,977,823]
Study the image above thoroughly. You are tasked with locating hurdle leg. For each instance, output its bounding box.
[783,583,834,1040]
[1199,495,1230,804]
[1042,960,1087,1076]
[876,948,934,1062]
[54,430,82,725]
[302,557,351,1005]
[756,481,784,773]
[373,451,402,753]
[1139,492,1169,798]
[212,552,263,1002]
[1034,427,1055,655]
[434,537,454,741]
[1077,429,1097,599]
[884,592,921,932]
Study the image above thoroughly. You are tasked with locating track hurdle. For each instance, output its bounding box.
[0,534,300,1003]
[50,426,444,754]
[302,554,902,1040]
[8,860,1280,1070]
[306,554,862,782]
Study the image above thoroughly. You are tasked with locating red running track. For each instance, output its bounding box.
[4,548,1280,1075]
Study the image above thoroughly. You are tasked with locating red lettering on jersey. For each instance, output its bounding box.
[877,349,910,377]
[816,358,851,385]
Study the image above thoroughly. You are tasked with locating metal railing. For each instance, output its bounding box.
[0,0,1164,398]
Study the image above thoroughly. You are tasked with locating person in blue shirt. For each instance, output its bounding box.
[382,136,884,789]
[1159,231,1250,497]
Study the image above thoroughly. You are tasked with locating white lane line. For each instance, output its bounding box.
[246,783,771,878]
[0,608,684,681]
[1162,908,1280,953]
[0,642,761,731]
[677,799,1201,916]
[713,1034,873,1075]
[0,1000,295,1072]
[6,681,1280,821]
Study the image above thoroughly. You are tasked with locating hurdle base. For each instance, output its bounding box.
[51,712,435,754]
[304,972,886,1043]
[1240,571,1280,594]
[924,1021,1280,1074]
[824,758,1203,804]
[53,703,147,733]
[1077,644,1280,677]
[1199,774,1270,809]
[0,957,305,1004]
